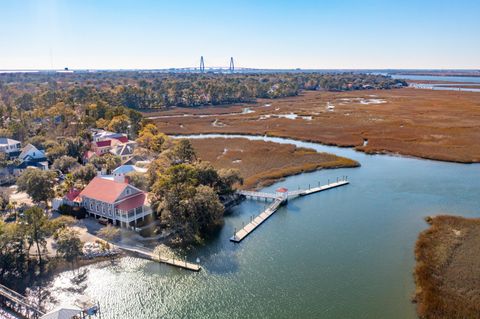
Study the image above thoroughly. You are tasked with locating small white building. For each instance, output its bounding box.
[112,164,147,182]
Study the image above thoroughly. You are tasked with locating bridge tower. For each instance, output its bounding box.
[199,56,205,73]
[229,57,235,73]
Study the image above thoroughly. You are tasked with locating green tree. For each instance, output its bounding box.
[103,154,121,173]
[46,143,68,163]
[24,207,51,265]
[0,221,28,286]
[126,171,148,191]
[217,168,243,195]
[170,139,197,164]
[108,114,130,133]
[52,155,79,174]
[72,164,97,185]
[17,169,56,207]
[55,227,83,265]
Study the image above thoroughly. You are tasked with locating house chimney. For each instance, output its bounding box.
[124,175,130,184]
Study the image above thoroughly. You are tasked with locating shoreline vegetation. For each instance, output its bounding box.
[414,215,480,319]
[188,137,359,189]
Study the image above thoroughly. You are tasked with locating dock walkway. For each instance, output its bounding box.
[117,244,201,272]
[288,180,349,196]
[232,177,349,243]
[230,199,283,243]
[0,284,44,318]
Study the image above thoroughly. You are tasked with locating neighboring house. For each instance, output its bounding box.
[78,177,152,227]
[0,137,21,157]
[91,140,113,155]
[112,165,147,182]
[18,144,47,162]
[14,144,49,175]
[110,141,136,162]
[112,135,129,144]
[91,129,127,142]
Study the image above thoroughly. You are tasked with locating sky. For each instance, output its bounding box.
[1,0,479,70]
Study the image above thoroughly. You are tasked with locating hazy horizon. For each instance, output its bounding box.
[2,0,480,70]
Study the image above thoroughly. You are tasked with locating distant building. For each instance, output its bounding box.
[91,140,113,155]
[90,129,127,142]
[78,177,152,227]
[110,141,136,162]
[0,137,21,157]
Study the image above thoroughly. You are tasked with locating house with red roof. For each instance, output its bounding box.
[91,140,113,155]
[78,177,152,227]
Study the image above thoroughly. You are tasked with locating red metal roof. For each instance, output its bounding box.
[113,136,129,143]
[65,188,82,201]
[115,193,146,211]
[95,140,112,148]
[79,177,129,204]
[276,187,289,193]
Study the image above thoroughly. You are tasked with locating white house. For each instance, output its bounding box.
[91,129,127,142]
[14,144,49,175]
[112,164,147,182]
[0,137,21,156]
[18,144,47,162]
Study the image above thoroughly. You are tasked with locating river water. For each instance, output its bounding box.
[47,134,480,319]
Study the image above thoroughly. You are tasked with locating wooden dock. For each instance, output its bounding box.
[117,244,201,272]
[289,180,349,196]
[231,178,349,243]
[230,199,283,243]
[0,284,44,318]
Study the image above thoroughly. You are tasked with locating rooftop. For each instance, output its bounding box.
[79,177,129,204]
[0,137,20,145]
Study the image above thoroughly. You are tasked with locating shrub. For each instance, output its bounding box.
[57,204,87,219]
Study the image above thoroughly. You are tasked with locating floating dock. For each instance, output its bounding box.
[290,180,349,196]
[117,244,201,272]
[232,178,349,243]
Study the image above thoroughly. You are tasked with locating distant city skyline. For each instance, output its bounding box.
[1,0,479,70]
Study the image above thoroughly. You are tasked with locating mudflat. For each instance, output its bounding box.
[149,88,480,163]
[414,215,480,319]
[189,138,358,189]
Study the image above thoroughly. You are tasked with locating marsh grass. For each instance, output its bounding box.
[189,138,358,189]
[149,89,480,163]
[414,215,480,319]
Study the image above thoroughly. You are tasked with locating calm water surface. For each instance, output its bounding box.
[48,135,480,319]
[391,74,480,83]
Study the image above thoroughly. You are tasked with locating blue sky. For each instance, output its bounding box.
[1,0,479,69]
